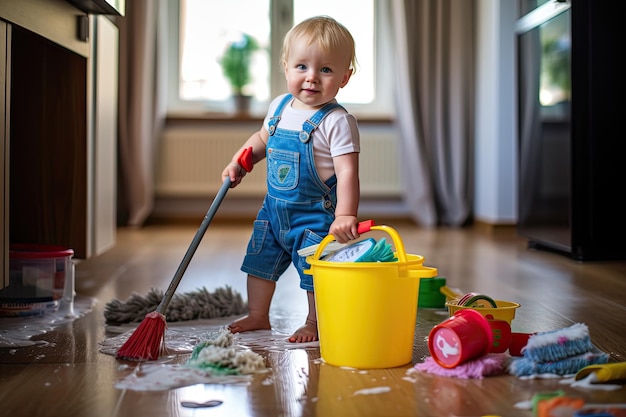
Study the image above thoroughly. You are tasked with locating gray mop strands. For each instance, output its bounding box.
[104,285,247,324]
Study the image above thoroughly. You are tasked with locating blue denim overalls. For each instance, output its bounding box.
[241,94,346,291]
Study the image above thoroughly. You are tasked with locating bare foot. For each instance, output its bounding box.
[228,315,271,333]
[288,319,318,343]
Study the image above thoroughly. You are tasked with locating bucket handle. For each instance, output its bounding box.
[408,266,439,279]
[311,220,408,263]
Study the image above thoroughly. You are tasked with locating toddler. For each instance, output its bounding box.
[222,16,361,343]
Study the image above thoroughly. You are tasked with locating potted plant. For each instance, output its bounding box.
[220,33,259,115]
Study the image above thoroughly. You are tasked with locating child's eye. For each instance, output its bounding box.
[321,67,332,74]
[296,64,306,70]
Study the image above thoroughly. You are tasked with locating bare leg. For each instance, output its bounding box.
[228,274,274,333]
[288,291,318,343]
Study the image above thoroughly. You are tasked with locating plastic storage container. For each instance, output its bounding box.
[0,244,74,317]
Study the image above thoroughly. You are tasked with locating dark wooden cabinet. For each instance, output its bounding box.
[1,1,118,287]
[9,25,88,257]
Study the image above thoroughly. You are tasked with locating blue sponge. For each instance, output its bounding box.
[509,323,609,377]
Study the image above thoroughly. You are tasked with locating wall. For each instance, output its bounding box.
[155,123,401,198]
[152,121,408,221]
[473,0,517,226]
[90,15,118,256]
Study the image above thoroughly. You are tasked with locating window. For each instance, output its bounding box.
[167,0,393,118]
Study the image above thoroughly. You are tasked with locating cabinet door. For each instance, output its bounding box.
[9,25,88,258]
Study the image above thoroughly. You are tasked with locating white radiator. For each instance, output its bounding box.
[156,124,402,198]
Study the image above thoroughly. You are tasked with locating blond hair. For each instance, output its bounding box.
[281,16,357,73]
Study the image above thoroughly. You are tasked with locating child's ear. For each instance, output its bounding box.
[340,69,353,88]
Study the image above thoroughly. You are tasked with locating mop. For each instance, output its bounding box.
[115,147,254,361]
[104,285,247,324]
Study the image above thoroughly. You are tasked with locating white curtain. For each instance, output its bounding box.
[388,0,475,227]
[116,0,475,228]
[117,0,168,227]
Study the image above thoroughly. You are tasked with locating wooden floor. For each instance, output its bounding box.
[1,220,625,417]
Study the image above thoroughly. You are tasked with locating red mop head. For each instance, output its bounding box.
[115,311,167,361]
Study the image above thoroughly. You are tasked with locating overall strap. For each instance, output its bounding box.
[267,94,294,136]
[299,102,346,143]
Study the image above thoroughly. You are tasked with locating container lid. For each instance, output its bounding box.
[9,244,74,259]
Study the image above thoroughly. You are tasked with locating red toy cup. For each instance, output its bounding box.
[428,308,494,368]
[488,318,512,353]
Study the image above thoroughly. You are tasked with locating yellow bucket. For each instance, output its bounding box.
[305,224,438,369]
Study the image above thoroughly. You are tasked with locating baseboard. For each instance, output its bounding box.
[148,196,414,226]
[473,220,518,236]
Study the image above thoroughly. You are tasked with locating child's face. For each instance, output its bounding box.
[283,37,353,110]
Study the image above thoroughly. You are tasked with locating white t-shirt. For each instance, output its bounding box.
[263,94,360,182]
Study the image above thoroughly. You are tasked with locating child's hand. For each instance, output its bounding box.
[329,215,360,244]
[222,162,247,188]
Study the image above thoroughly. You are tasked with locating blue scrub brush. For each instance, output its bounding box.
[522,323,595,362]
[509,323,609,377]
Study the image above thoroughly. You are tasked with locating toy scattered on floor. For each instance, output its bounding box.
[104,285,247,324]
[445,296,521,326]
[508,323,609,377]
[520,390,626,417]
[508,332,533,356]
[417,276,450,308]
[455,292,498,308]
[537,394,586,417]
[575,362,626,386]
[428,309,494,368]
[417,278,521,329]
[417,278,498,308]
[573,406,626,417]
[427,306,526,363]
[411,352,508,379]
[185,327,266,375]
[558,362,626,392]
[417,276,471,308]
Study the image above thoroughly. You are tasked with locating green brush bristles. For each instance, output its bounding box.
[185,328,266,375]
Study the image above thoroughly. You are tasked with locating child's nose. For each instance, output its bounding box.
[305,70,318,83]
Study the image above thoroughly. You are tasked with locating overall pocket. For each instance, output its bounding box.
[297,229,324,272]
[267,148,299,191]
[247,220,269,255]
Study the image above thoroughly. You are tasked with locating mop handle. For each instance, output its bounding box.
[156,147,253,314]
